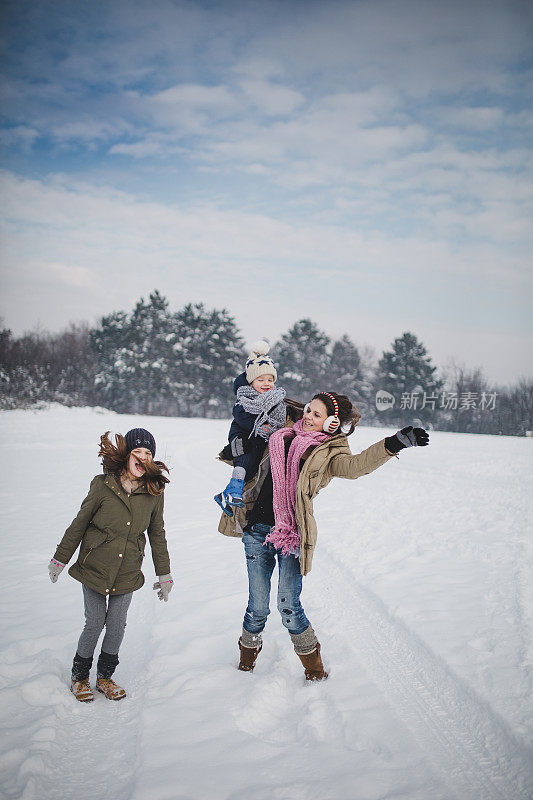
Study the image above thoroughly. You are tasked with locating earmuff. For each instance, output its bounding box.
[304,393,340,433]
[322,393,340,432]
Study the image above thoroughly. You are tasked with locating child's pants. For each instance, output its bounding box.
[76,584,133,659]
[231,435,264,481]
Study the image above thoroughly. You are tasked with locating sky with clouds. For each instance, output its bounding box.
[0,0,531,385]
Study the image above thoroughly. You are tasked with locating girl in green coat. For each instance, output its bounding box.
[48,428,173,703]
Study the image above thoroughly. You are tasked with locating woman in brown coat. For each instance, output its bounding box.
[48,428,173,702]
[219,392,429,681]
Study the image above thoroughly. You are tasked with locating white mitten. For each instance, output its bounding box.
[48,558,65,583]
[153,574,173,602]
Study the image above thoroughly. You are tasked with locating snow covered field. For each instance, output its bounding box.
[1,405,532,800]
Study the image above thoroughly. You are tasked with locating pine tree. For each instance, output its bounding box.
[91,309,134,411]
[172,303,244,417]
[273,319,330,400]
[374,332,442,424]
[92,291,179,414]
[326,334,373,412]
[125,291,178,414]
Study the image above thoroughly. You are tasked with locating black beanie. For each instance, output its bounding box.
[124,428,156,457]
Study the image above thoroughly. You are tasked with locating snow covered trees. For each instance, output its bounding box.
[1,302,530,435]
[171,303,244,417]
[92,293,244,417]
[272,320,373,418]
[92,291,179,415]
[273,319,330,399]
[327,334,373,418]
[0,293,245,417]
[373,332,443,424]
[0,323,96,409]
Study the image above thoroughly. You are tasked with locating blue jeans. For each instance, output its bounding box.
[242,523,310,636]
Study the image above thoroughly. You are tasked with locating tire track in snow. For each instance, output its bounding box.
[317,551,533,800]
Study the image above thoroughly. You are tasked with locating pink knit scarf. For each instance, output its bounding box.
[264,418,330,556]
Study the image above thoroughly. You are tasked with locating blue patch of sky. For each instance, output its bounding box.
[1,2,531,247]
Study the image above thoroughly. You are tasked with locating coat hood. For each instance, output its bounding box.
[233,371,249,394]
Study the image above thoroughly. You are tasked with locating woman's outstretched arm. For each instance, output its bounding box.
[328,439,394,480]
[328,426,429,480]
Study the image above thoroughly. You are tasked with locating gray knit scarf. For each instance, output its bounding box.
[235,385,287,440]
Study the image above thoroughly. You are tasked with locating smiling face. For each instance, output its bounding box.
[127,447,152,479]
[302,398,329,432]
[251,374,275,393]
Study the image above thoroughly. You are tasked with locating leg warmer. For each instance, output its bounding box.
[97,650,120,679]
[290,624,318,655]
[240,626,263,649]
[71,652,93,681]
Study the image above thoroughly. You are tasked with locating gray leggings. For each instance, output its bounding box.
[76,585,133,659]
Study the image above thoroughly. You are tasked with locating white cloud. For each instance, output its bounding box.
[153,84,236,109]
[436,106,506,130]
[191,87,428,180]
[0,125,39,148]
[0,169,530,304]
[54,119,132,144]
[110,133,187,158]
[45,261,94,288]
[243,0,530,99]
[1,171,529,283]
[238,79,305,116]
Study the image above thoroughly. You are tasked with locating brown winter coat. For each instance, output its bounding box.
[218,431,394,575]
[54,473,171,596]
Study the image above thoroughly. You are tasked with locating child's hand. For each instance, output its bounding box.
[48,558,65,583]
[153,574,173,601]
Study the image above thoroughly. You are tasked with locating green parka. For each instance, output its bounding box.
[54,473,171,596]
[218,430,394,575]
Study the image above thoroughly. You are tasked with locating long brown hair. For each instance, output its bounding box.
[98,431,170,496]
[312,392,361,436]
[284,397,304,422]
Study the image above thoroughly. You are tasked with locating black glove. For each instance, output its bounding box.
[384,426,429,454]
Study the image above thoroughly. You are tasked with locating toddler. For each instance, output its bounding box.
[215,341,286,515]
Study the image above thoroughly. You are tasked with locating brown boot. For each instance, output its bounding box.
[96,676,126,700]
[238,638,262,672]
[70,678,94,702]
[296,642,328,681]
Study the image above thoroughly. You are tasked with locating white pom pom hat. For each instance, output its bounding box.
[245,340,277,384]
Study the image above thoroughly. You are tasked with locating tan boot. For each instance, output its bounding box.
[296,642,328,681]
[238,638,262,672]
[96,676,126,700]
[70,678,94,702]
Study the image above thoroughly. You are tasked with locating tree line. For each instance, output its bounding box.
[1,290,531,436]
